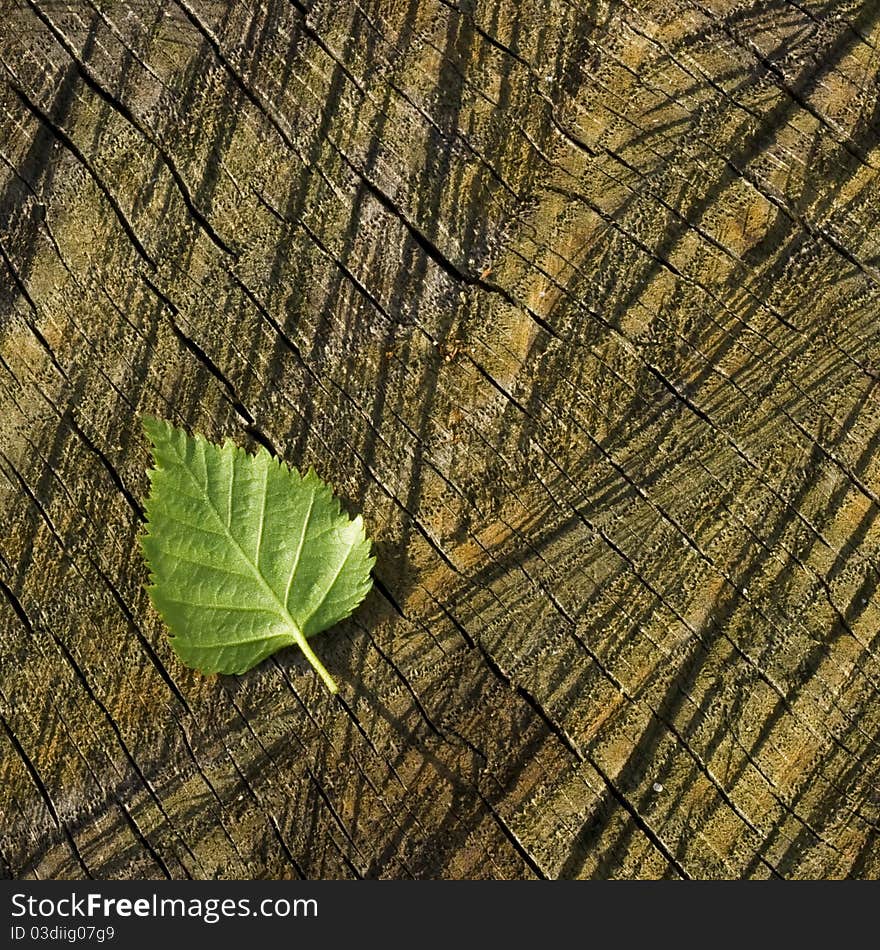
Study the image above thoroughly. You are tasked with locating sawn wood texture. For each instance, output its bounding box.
[1,0,879,878]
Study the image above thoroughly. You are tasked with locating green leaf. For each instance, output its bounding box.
[140,415,374,691]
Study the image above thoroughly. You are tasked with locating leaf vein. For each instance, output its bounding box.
[301,534,358,629]
[254,460,268,569]
[146,545,253,578]
[283,486,316,611]
[162,598,277,613]
[166,435,299,630]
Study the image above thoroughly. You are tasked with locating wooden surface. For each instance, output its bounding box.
[1,0,879,880]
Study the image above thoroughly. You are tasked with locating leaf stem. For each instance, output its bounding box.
[293,629,339,693]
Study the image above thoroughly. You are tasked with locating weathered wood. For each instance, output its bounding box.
[1,0,879,880]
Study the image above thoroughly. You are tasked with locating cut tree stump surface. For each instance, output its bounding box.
[1,0,879,879]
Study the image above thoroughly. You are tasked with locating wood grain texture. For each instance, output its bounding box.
[1,0,879,880]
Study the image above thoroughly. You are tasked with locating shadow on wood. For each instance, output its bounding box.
[1,0,879,879]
